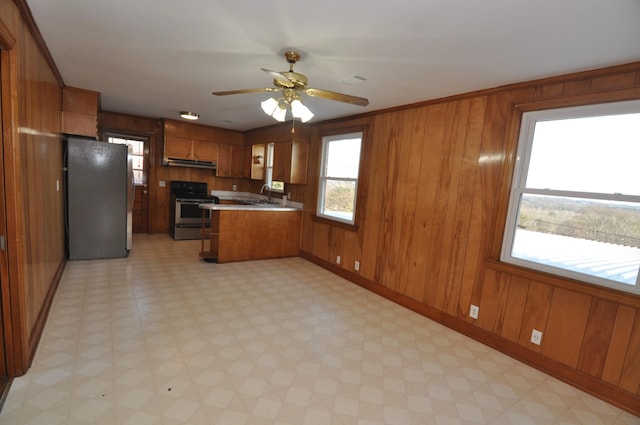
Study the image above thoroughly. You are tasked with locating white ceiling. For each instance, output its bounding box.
[27,0,640,131]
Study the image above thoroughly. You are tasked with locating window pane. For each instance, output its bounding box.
[526,113,640,195]
[326,138,361,178]
[512,194,640,285]
[133,170,143,185]
[322,179,356,222]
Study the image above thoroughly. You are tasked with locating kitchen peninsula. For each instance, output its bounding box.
[199,195,302,263]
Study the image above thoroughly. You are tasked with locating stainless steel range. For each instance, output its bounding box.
[169,181,219,240]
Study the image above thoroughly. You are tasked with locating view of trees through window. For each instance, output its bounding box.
[518,195,640,248]
[317,132,362,224]
[323,180,356,217]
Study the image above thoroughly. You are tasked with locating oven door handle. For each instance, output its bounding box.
[179,201,202,206]
[175,223,209,228]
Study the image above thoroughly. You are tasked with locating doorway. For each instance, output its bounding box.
[106,133,150,233]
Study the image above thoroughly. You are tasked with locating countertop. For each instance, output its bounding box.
[200,190,303,212]
[199,203,301,212]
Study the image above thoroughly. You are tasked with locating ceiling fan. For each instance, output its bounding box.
[212,51,369,123]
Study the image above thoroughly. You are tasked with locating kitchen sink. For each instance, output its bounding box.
[247,199,280,205]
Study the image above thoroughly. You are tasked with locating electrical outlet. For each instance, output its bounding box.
[56,179,60,192]
[531,329,543,345]
[354,261,360,271]
[159,180,166,187]
[336,255,341,264]
[232,184,237,191]
[469,304,479,319]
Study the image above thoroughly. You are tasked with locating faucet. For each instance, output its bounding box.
[260,183,272,202]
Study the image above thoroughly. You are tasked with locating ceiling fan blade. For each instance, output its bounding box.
[261,68,295,88]
[305,88,369,106]
[212,87,281,96]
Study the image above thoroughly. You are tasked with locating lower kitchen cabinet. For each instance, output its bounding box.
[200,209,301,263]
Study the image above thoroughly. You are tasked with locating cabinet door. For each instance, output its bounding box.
[272,142,291,182]
[165,136,193,159]
[194,139,219,162]
[217,143,232,176]
[230,145,245,178]
[242,145,252,179]
[289,140,308,184]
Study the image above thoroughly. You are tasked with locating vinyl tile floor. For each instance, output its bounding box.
[0,234,637,425]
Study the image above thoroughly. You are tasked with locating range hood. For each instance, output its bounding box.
[163,157,217,170]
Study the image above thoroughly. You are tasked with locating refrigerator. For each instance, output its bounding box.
[65,136,133,260]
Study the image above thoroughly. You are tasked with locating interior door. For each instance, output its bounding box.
[133,185,148,233]
[105,133,149,233]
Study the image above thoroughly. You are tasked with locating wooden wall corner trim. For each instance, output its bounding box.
[299,251,640,417]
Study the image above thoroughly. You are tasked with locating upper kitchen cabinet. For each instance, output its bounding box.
[163,119,243,169]
[273,140,308,184]
[245,123,309,184]
[62,86,100,138]
[217,143,245,178]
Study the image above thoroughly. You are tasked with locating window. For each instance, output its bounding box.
[107,135,145,185]
[265,143,284,192]
[501,100,640,295]
[317,132,363,225]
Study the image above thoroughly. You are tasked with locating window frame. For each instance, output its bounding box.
[501,99,640,295]
[316,131,365,227]
[264,142,284,193]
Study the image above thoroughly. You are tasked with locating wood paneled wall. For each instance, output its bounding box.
[0,0,65,375]
[300,62,640,414]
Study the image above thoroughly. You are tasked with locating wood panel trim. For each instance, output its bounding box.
[512,88,640,112]
[486,260,640,308]
[311,62,640,130]
[0,17,17,404]
[300,250,640,416]
[12,0,64,86]
[0,38,28,376]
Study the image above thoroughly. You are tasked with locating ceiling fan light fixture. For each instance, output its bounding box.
[290,99,314,123]
[261,98,287,122]
[179,111,199,120]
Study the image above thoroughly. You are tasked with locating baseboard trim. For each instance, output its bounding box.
[299,251,640,417]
